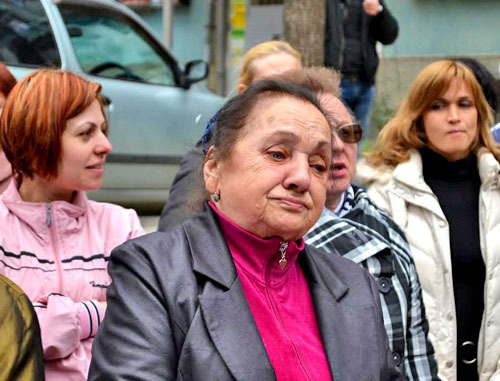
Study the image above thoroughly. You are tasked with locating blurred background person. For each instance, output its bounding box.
[357,60,500,380]
[158,40,302,231]
[0,70,145,380]
[281,66,438,379]
[454,57,500,143]
[0,274,44,381]
[324,0,399,151]
[0,63,17,193]
[89,79,401,380]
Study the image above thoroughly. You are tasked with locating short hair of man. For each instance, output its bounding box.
[277,66,340,98]
[211,78,327,161]
[365,60,499,167]
[0,70,103,179]
[239,41,301,87]
[0,63,17,97]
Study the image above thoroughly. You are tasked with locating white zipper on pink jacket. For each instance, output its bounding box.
[0,180,145,380]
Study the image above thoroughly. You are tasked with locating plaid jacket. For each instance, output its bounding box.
[305,185,439,380]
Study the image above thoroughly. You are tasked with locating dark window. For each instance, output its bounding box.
[58,4,178,86]
[0,0,60,67]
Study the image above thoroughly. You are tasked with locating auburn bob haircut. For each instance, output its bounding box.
[0,70,103,179]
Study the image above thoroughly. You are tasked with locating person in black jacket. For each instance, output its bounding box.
[324,0,398,149]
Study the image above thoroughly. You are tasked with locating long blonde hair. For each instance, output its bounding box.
[238,41,301,87]
[365,60,499,167]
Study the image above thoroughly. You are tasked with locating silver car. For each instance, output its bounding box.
[1,0,224,212]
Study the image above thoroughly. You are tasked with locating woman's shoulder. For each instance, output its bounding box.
[0,275,35,323]
[356,158,395,188]
[86,198,138,217]
[357,150,422,188]
[85,199,145,237]
[111,226,190,271]
[477,148,500,183]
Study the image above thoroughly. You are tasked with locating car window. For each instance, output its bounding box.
[0,0,61,67]
[58,4,177,86]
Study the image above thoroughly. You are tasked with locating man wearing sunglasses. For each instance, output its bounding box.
[305,91,439,380]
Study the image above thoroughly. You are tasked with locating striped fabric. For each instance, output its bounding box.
[305,185,439,380]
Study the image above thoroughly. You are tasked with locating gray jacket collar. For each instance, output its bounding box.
[184,206,350,299]
[182,207,351,380]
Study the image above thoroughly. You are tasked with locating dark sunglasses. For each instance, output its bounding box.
[335,123,363,144]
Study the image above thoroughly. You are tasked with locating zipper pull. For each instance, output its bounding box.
[46,203,52,227]
[278,241,289,270]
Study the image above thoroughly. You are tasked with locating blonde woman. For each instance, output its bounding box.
[357,60,500,381]
[158,40,301,231]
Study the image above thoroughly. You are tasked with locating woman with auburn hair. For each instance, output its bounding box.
[0,63,17,193]
[0,69,145,380]
[357,60,500,381]
[158,40,302,231]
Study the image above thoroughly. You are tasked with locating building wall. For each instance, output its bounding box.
[384,0,500,57]
[376,0,500,114]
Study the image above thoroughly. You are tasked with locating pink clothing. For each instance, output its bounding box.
[0,180,145,380]
[0,151,12,194]
[211,203,333,381]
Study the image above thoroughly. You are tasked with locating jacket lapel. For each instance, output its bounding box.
[299,246,349,380]
[184,209,276,381]
[199,280,276,381]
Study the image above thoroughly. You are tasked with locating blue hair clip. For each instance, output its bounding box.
[200,110,220,154]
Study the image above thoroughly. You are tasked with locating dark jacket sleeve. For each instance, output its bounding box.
[369,0,399,45]
[0,276,44,381]
[88,235,180,381]
[158,147,206,232]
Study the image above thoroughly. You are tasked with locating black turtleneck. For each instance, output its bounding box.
[421,147,484,380]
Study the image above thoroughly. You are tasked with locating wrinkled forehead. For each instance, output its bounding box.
[245,94,330,139]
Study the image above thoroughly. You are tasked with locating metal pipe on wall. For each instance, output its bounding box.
[214,0,227,96]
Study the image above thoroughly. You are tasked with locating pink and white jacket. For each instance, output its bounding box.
[0,180,145,380]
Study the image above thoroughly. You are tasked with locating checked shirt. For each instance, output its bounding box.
[305,185,439,380]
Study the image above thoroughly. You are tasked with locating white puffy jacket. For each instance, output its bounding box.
[357,149,500,381]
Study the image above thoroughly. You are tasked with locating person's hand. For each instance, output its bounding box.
[362,0,382,16]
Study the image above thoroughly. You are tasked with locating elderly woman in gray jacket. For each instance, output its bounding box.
[89,79,401,380]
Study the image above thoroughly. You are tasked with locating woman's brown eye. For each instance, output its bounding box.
[430,103,444,110]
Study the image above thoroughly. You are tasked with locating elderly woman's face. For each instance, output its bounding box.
[422,78,478,161]
[205,96,331,241]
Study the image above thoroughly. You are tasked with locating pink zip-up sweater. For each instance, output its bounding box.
[211,203,333,381]
[0,180,145,380]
